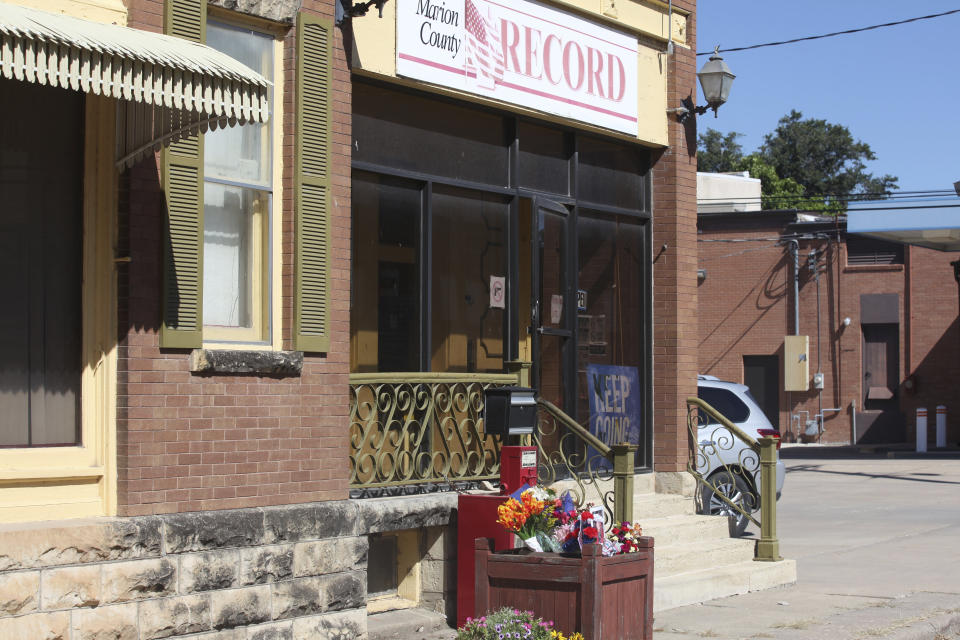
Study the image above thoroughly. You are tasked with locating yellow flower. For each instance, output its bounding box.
[570,634,584,640]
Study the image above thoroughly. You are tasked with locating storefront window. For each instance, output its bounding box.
[576,212,646,426]
[351,172,423,373]
[430,186,509,373]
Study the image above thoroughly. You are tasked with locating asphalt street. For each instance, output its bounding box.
[653,447,960,639]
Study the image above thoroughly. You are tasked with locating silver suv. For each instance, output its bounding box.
[695,375,786,536]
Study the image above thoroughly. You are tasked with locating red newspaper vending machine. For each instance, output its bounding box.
[456,445,537,626]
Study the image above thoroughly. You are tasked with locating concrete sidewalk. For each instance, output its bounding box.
[652,451,960,639]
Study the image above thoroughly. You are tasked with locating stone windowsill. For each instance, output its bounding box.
[190,349,303,376]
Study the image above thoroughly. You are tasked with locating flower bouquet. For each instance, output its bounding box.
[498,485,645,557]
[607,521,644,554]
[496,487,558,552]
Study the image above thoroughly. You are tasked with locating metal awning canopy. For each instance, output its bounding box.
[0,3,270,169]
[847,206,960,252]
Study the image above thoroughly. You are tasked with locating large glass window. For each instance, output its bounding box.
[350,81,652,432]
[202,22,274,341]
[576,213,646,425]
[0,79,83,447]
[430,186,509,373]
[351,172,423,373]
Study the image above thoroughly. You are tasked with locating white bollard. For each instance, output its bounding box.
[936,405,947,449]
[916,408,928,453]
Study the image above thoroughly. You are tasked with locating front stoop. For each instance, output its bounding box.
[635,490,797,612]
[368,607,456,640]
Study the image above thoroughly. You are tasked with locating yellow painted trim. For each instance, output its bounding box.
[365,529,421,613]
[396,529,420,603]
[0,467,105,482]
[85,95,118,518]
[0,94,117,523]
[2,0,128,25]
[270,35,284,350]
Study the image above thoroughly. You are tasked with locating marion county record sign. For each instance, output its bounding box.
[396,0,639,135]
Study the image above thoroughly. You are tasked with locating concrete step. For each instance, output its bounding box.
[654,537,756,578]
[632,492,696,519]
[367,607,454,640]
[653,558,798,612]
[641,514,733,547]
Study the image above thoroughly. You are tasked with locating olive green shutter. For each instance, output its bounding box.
[160,0,206,348]
[294,14,333,353]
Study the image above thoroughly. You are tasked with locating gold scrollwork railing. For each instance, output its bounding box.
[349,373,519,490]
[687,397,782,561]
[534,399,636,531]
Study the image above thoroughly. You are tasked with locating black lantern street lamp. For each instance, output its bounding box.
[670,47,735,122]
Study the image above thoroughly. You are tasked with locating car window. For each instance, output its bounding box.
[697,386,750,424]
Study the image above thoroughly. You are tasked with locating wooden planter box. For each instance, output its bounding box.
[474,536,655,640]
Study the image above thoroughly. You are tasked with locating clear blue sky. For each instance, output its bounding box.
[697,2,959,193]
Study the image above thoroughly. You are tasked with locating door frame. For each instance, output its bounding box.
[530,198,577,417]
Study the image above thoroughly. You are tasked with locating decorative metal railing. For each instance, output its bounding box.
[686,397,782,561]
[349,373,519,492]
[534,399,636,531]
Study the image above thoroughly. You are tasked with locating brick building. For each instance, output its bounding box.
[697,173,960,446]
[0,0,703,636]
[0,0,367,637]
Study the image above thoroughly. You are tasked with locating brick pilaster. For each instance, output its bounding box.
[651,0,698,472]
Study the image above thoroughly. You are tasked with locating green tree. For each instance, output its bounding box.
[736,154,838,214]
[697,128,744,173]
[759,110,898,207]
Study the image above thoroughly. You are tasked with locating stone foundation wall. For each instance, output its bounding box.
[0,501,369,640]
[419,525,457,621]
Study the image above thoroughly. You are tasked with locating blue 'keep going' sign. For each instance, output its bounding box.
[586,364,641,449]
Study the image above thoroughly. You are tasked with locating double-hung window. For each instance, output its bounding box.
[202,22,274,343]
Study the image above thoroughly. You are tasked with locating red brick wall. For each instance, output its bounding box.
[698,217,960,446]
[901,247,960,446]
[117,0,352,516]
[651,0,698,472]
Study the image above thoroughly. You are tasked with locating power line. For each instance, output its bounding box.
[697,9,960,56]
[696,189,956,203]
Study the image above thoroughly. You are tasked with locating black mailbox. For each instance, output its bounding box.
[483,387,537,437]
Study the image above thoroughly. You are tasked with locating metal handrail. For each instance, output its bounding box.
[535,399,635,528]
[349,372,520,384]
[536,399,612,457]
[686,396,781,562]
[687,397,760,450]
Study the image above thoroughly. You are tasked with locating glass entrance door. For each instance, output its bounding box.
[532,200,574,415]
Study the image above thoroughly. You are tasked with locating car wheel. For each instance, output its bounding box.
[701,470,755,537]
